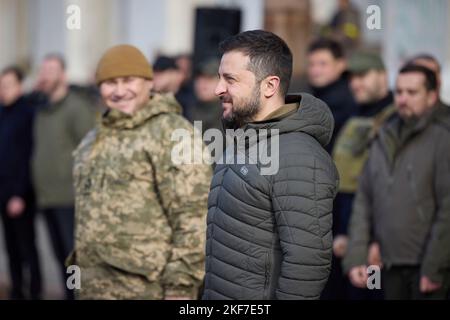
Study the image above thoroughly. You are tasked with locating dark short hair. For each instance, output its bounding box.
[308,38,344,59]
[398,64,437,91]
[1,65,24,83]
[407,53,441,73]
[43,53,66,70]
[219,30,293,96]
[153,56,179,72]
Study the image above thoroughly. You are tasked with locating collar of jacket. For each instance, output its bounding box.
[244,93,334,148]
[100,93,182,130]
[385,106,436,143]
[432,101,450,130]
[358,91,394,117]
[222,102,300,151]
[0,95,26,112]
[260,102,298,121]
[309,72,351,95]
[379,105,440,166]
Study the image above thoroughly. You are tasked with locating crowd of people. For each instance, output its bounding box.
[302,39,450,300]
[0,27,449,300]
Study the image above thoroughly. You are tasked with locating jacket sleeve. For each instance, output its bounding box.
[421,130,450,283]
[272,152,338,299]
[11,106,35,199]
[342,157,373,274]
[152,115,212,298]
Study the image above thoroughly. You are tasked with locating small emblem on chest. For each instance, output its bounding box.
[240,166,249,176]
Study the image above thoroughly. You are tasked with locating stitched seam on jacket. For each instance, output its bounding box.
[211,223,267,248]
[212,235,262,260]
[272,196,295,244]
[277,224,320,239]
[220,184,270,217]
[205,288,234,300]
[314,157,325,248]
[276,164,330,172]
[210,254,265,279]
[282,260,330,267]
[209,269,253,290]
[214,200,273,234]
[279,274,329,282]
[276,288,320,299]
[272,194,314,201]
[227,167,271,199]
[274,192,332,199]
[273,179,315,185]
[272,181,335,190]
[274,209,327,219]
[279,238,329,251]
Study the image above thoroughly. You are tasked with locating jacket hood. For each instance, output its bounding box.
[247,93,334,147]
[101,93,182,129]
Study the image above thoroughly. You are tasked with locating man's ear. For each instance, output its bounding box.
[426,90,438,108]
[262,76,281,98]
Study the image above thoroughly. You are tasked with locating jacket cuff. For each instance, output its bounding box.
[421,264,444,284]
[342,246,368,274]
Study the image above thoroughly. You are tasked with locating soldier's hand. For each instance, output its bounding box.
[7,196,25,218]
[420,276,441,293]
[349,265,368,288]
[333,235,348,258]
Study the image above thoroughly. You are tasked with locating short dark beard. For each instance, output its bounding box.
[224,84,261,128]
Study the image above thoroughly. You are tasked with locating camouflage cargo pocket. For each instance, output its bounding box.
[95,244,169,282]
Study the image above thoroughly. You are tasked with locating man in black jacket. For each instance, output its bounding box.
[203,30,339,300]
[344,65,450,299]
[306,38,357,153]
[0,66,41,299]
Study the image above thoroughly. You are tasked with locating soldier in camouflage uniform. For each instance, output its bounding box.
[68,45,212,299]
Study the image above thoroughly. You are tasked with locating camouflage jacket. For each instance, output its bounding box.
[332,105,395,193]
[71,93,211,299]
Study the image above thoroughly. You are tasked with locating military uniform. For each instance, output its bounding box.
[69,93,212,299]
[332,105,396,193]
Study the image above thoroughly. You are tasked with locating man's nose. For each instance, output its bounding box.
[396,93,407,105]
[114,82,126,96]
[215,79,226,97]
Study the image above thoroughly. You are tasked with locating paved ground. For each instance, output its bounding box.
[0,211,65,299]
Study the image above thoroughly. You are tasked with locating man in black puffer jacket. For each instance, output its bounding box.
[203,30,339,300]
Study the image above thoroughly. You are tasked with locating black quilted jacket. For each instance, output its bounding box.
[203,93,339,300]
